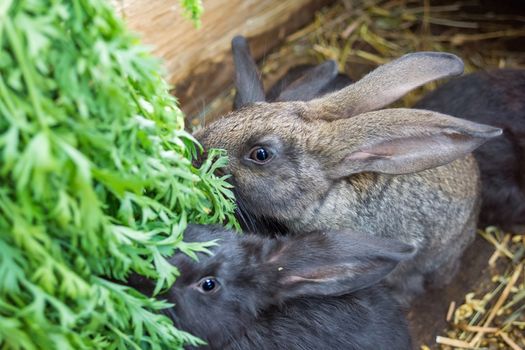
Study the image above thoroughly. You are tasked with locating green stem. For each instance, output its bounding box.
[106,323,142,350]
[0,78,28,130]
[4,17,48,130]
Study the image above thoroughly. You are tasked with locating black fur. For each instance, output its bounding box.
[129,225,413,350]
[416,69,525,230]
[231,36,266,109]
[231,35,352,111]
[266,63,353,102]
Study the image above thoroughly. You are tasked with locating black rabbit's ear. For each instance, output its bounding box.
[275,60,339,102]
[267,231,415,300]
[231,35,265,109]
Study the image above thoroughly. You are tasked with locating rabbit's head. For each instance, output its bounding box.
[195,52,502,231]
[129,225,414,347]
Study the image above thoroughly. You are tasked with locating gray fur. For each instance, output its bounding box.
[195,52,501,305]
[310,52,465,119]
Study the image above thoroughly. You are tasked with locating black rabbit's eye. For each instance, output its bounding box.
[198,277,219,294]
[249,147,272,164]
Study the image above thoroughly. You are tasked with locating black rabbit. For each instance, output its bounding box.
[128,225,414,349]
[416,69,525,231]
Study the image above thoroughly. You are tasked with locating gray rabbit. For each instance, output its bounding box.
[416,68,525,231]
[195,36,502,304]
[128,224,414,349]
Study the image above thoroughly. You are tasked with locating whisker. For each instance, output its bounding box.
[235,207,250,230]
[162,307,177,323]
[236,199,257,233]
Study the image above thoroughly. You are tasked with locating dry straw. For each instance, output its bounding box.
[434,227,525,350]
[259,0,525,106]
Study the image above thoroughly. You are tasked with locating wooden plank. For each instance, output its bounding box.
[111,0,335,117]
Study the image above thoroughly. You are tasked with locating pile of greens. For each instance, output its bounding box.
[0,0,236,348]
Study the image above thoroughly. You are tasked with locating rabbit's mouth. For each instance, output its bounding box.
[233,192,289,235]
[253,215,289,236]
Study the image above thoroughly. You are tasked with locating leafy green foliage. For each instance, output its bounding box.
[180,0,204,27]
[0,0,236,348]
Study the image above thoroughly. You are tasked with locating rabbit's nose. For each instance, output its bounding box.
[214,166,226,177]
[192,149,207,169]
[192,151,229,177]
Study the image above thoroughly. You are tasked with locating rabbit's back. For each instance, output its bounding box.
[227,288,411,350]
[416,69,525,229]
[416,70,525,129]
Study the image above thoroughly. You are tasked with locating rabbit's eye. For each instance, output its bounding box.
[248,147,272,164]
[197,277,219,294]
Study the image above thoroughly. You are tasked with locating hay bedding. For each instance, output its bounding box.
[430,227,525,350]
[258,0,525,101]
[198,0,525,121]
[199,0,525,348]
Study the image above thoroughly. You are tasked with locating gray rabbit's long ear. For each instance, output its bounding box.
[276,60,339,102]
[322,108,501,178]
[267,231,415,300]
[308,52,464,120]
[231,35,265,110]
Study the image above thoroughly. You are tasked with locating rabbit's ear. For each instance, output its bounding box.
[308,52,464,120]
[231,36,265,109]
[269,231,415,299]
[276,60,339,102]
[323,108,502,178]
